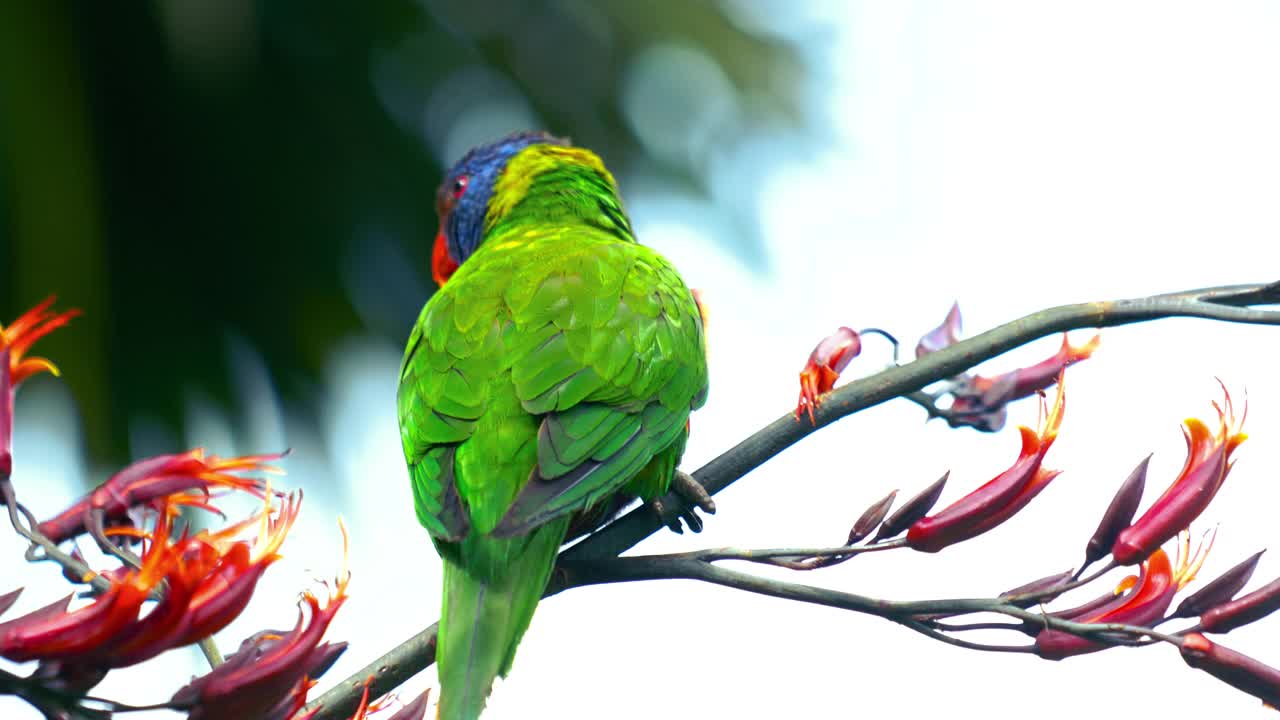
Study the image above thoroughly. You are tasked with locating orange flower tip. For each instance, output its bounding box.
[1182,631,1212,653]
[336,515,352,595]
[1069,332,1102,358]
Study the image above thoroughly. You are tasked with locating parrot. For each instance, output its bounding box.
[397,131,711,720]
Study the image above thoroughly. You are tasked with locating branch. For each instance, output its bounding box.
[305,279,1280,719]
[559,553,1186,648]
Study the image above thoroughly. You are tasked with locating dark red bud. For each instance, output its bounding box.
[874,472,948,541]
[1083,455,1150,569]
[387,690,433,720]
[32,659,109,695]
[305,640,348,680]
[1181,633,1280,707]
[848,490,897,545]
[1200,574,1280,634]
[0,588,21,619]
[999,570,1073,607]
[1170,550,1265,620]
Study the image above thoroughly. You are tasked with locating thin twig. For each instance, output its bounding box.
[899,619,1034,654]
[691,538,908,564]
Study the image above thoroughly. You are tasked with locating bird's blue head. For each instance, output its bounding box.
[432,130,568,285]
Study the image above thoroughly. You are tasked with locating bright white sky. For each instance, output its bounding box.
[5,2,1280,719]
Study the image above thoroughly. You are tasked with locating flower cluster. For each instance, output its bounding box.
[781,303,1280,706]
[0,299,427,720]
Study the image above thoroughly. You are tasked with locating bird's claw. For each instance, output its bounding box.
[649,471,716,534]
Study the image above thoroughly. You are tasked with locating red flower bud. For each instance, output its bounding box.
[1180,633,1280,707]
[795,327,861,425]
[1112,386,1246,565]
[907,377,1065,553]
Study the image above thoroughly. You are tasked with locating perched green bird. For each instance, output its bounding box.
[397,132,710,719]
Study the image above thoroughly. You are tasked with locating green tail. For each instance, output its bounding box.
[437,517,570,720]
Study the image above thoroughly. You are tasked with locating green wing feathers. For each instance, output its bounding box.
[397,226,707,540]
[397,223,707,719]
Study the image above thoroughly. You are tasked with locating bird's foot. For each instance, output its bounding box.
[649,471,716,534]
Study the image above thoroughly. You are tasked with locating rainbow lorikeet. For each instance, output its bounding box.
[397,132,711,719]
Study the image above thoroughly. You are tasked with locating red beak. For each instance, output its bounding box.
[432,230,459,287]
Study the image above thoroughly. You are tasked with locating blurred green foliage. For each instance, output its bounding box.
[0,0,801,464]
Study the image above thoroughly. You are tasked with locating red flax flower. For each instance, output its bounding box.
[0,297,80,387]
[172,521,351,720]
[0,489,301,671]
[947,333,1098,429]
[1112,385,1247,566]
[0,297,79,477]
[89,489,303,669]
[38,449,283,544]
[0,517,170,662]
[905,376,1066,552]
[172,489,302,647]
[1036,534,1210,660]
[795,327,862,424]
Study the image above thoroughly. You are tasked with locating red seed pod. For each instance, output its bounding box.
[1170,550,1265,621]
[1180,633,1280,707]
[1200,574,1280,634]
[873,472,948,542]
[1083,455,1150,570]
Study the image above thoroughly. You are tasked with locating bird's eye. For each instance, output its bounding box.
[451,175,470,199]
